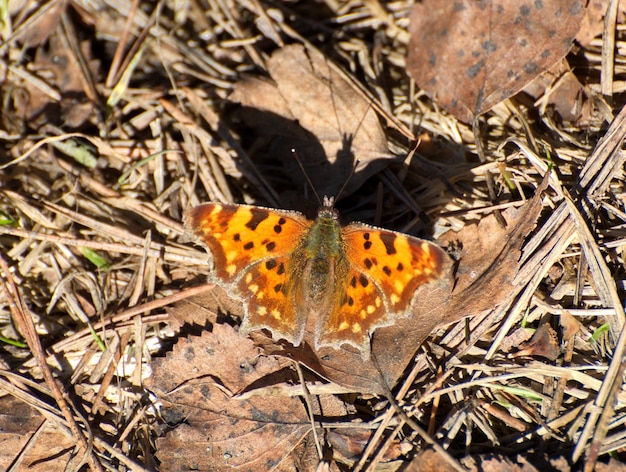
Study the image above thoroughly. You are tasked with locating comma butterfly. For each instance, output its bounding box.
[185,197,451,356]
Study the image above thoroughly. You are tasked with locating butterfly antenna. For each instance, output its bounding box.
[335,159,360,202]
[291,148,322,206]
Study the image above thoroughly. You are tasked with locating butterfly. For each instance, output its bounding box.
[185,196,451,356]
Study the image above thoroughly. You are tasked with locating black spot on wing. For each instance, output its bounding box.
[245,210,270,230]
[359,274,369,287]
[274,217,287,234]
[380,232,397,255]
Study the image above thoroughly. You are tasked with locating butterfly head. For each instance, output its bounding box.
[319,196,339,220]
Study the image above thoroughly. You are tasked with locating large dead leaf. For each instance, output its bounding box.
[407,0,585,122]
[441,180,545,319]
[230,44,394,199]
[148,324,311,471]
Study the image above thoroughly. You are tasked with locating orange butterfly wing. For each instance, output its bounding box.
[185,203,312,345]
[317,223,449,350]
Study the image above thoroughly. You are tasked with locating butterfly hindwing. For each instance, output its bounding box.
[317,267,387,350]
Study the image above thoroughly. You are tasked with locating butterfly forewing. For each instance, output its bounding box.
[185,203,311,283]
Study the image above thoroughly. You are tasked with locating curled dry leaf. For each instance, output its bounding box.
[513,322,560,361]
[230,44,394,199]
[522,59,599,127]
[148,325,310,471]
[328,428,408,468]
[407,0,585,122]
[560,311,582,342]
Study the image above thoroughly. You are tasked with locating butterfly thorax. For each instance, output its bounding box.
[291,209,349,311]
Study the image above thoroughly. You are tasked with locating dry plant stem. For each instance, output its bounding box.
[583,360,626,471]
[60,12,99,103]
[161,94,280,205]
[0,223,199,266]
[8,417,48,472]
[574,321,626,465]
[0,255,104,472]
[363,421,404,472]
[601,0,619,99]
[547,337,575,422]
[52,157,184,232]
[91,331,133,416]
[105,0,141,88]
[369,355,464,472]
[129,231,152,307]
[504,103,626,347]
[380,389,464,472]
[361,358,456,469]
[353,354,428,471]
[158,98,233,201]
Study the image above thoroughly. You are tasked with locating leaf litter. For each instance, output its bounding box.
[0,0,625,471]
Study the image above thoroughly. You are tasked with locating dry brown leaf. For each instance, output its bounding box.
[560,311,582,342]
[166,285,243,331]
[499,327,534,354]
[577,0,626,47]
[472,454,541,472]
[441,179,546,319]
[522,59,599,127]
[513,322,560,360]
[0,396,74,471]
[11,33,99,130]
[596,459,626,472]
[404,448,459,472]
[407,0,585,122]
[328,428,407,468]
[148,325,311,471]
[11,1,65,49]
[230,44,394,199]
